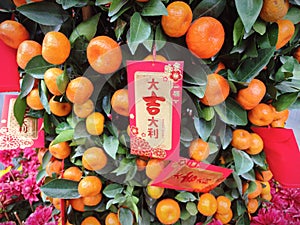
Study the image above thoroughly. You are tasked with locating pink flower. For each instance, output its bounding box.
[0,222,16,225]
[251,207,287,225]
[0,149,20,166]
[24,205,53,225]
[21,175,40,204]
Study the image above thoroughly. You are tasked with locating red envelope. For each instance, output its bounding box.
[251,126,300,188]
[0,39,20,92]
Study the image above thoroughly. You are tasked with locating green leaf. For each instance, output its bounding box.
[180,127,193,142]
[186,202,198,216]
[251,153,266,167]
[69,13,101,44]
[40,179,80,199]
[184,63,209,86]
[232,172,243,196]
[56,0,88,9]
[20,74,35,99]
[115,18,127,40]
[74,121,90,139]
[219,125,232,149]
[103,183,124,198]
[110,5,131,23]
[56,122,73,134]
[128,12,151,54]
[241,169,255,181]
[113,158,133,176]
[182,215,197,225]
[39,80,50,114]
[233,17,244,46]
[56,70,69,94]
[214,98,248,126]
[95,0,111,5]
[119,207,134,225]
[184,86,206,99]
[17,2,69,26]
[284,7,300,24]
[13,95,27,127]
[236,213,251,225]
[155,24,167,52]
[194,116,216,141]
[141,0,168,16]
[52,129,74,145]
[103,135,119,160]
[253,19,266,35]
[193,0,226,19]
[175,192,197,203]
[201,106,215,121]
[275,57,297,82]
[232,148,254,175]
[143,28,154,52]
[235,0,263,33]
[25,55,55,79]
[273,92,299,111]
[124,164,137,183]
[108,0,128,17]
[231,48,275,82]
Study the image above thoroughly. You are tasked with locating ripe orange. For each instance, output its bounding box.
[248,103,275,126]
[276,19,295,50]
[105,212,121,225]
[188,138,210,162]
[186,17,225,59]
[26,88,44,110]
[111,89,129,117]
[136,158,147,171]
[13,0,43,7]
[46,159,62,177]
[197,193,218,216]
[271,108,289,128]
[42,31,71,65]
[73,99,94,118]
[49,141,71,160]
[200,73,230,106]
[87,35,122,74]
[261,193,272,201]
[260,0,289,22]
[44,68,64,96]
[82,193,102,206]
[245,133,264,155]
[161,1,192,38]
[214,209,233,224]
[81,216,101,225]
[86,112,105,136]
[37,148,48,164]
[66,77,94,104]
[146,183,164,199]
[231,129,252,150]
[143,54,167,61]
[294,46,300,63]
[69,197,85,212]
[216,196,231,215]
[145,159,165,180]
[243,180,262,199]
[236,79,266,110]
[17,40,42,69]
[247,198,259,214]
[255,169,273,182]
[63,166,82,182]
[49,96,72,117]
[78,176,102,197]
[156,198,181,224]
[82,147,108,171]
[0,20,29,49]
[51,198,63,211]
[260,181,271,195]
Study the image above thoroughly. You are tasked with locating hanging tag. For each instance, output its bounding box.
[127,60,183,160]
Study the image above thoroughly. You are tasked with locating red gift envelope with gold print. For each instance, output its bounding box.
[151,158,233,193]
[0,95,44,150]
[127,60,183,160]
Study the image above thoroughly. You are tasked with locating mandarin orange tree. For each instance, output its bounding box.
[0,0,300,224]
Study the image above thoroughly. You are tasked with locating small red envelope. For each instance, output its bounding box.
[251,126,300,188]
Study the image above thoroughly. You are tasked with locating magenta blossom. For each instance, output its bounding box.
[251,207,287,225]
[0,222,16,225]
[24,205,54,225]
[0,149,20,166]
[21,175,40,205]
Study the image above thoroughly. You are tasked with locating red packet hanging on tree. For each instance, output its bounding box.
[0,39,20,92]
[251,126,300,188]
[151,157,233,193]
[127,60,183,160]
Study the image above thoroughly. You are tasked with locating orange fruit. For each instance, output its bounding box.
[243,180,262,199]
[247,198,259,214]
[13,0,43,7]
[105,212,121,225]
[231,129,252,150]
[214,209,233,224]
[248,103,275,126]
[81,216,101,225]
[87,35,122,74]
[199,73,230,106]
[156,198,181,225]
[236,79,266,110]
[82,147,108,171]
[82,193,102,206]
[51,198,68,211]
[136,158,147,171]
[261,193,272,201]
[145,159,165,180]
[49,96,72,117]
[0,20,29,49]
[293,46,300,63]
[146,183,164,199]
[271,108,289,128]
[216,196,231,215]
[161,1,192,38]
[245,133,264,155]
[46,159,62,177]
[69,197,85,212]
[73,99,95,118]
[17,40,42,69]
[260,0,289,22]
[63,166,82,182]
[255,169,273,182]
[37,148,48,164]
[276,19,295,50]
[66,77,94,104]
[197,193,218,216]
[111,89,129,117]
[188,138,210,162]
[143,54,167,61]
[42,31,71,65]
[44,68,64,96]
[49,141,71,160]
[78,176,102,197]
[186,17,225,59]
[26,88,44,110]
[86,112,105,136]
[214,62,226,74]
[260,181,271,195]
